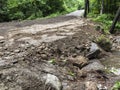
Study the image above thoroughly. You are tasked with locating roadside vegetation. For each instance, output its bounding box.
[88,0,120,33]
[0,0,119,33]
[0,0,84,22]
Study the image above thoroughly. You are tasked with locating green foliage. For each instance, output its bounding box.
[112,81,120,90]
[68,71,75,76]
[63,0,84,12]
[48,59,56,64]
[96,35,112,51]
[89,14,120,33]
[0,0,83,22]
[90,0,120,14]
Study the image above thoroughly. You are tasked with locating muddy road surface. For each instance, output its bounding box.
[0,15,119,90]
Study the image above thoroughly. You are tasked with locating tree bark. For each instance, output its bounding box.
[84,0,89,18]
[109,7,120,34]
[87,0,90,13]
[100,0,104,14]
[84,0,87,18]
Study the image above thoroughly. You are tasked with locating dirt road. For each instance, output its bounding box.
[0,15,119,90]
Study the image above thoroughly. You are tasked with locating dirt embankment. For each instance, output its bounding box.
[0,16,119,90]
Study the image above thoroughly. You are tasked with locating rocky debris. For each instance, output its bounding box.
[82,60,105,72]
[86,42,101,59]
[0,15,118,90]
[112,36,120,51]
[69,56,88,69]
[45,74,62,90]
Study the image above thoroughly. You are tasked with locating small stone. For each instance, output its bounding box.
[69,56,88,69]
[85,81,97,90]
[97,84,107,90]
[0,52,4,56]
[6,76,12,81]
[5,52,10,55]
[0,36,4,40]
[0,40,5,43]
[14,49,20,53]
[41,54,48,60]
[67,75,74,81]
[3,47,8,50]
[45,74,62,90]
[10,53,15,56]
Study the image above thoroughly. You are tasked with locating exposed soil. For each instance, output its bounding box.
[0,15,120,90]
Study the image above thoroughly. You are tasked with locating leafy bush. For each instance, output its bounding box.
[89,14,120,33]
[0,0,83,22]
[112,81,120,90]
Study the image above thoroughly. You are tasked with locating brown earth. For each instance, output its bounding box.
[0,15,119,90]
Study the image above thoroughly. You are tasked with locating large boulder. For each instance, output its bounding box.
[81,60,105,72]
[86,42,101,59]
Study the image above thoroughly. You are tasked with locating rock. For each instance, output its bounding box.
[110,67,120,75]
[85,81,97,90]
[0,36,4,40]
[97,84,107,90]
[41,54,48,60]
[0,52,4,56]
[69,56,88,69]
[67,75,74,81]
[86,42,101,59]
[66,10,84,17]
[82,60,104,72]
[14,49,20,53]
[45,74,62,90]
[0,40,5,43]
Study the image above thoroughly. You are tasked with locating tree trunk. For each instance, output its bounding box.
[87,0,90,13]
[109,7,120,34]
[100,0,104,14]
[84,0,87,18]
[84,0,89,18]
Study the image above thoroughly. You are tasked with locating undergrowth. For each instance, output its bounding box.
[112,81,120,90]
[89,13,120,34]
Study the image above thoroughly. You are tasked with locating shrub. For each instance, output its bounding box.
[0,0,84,22]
